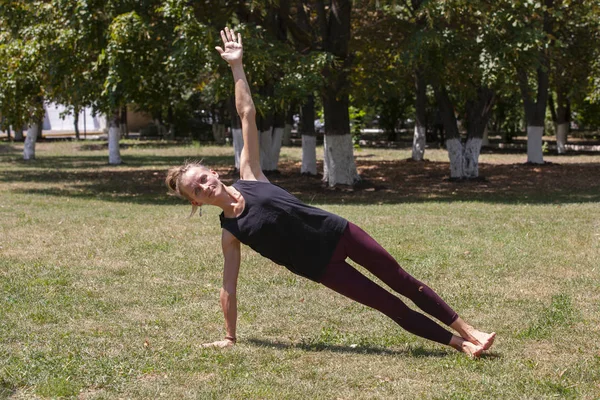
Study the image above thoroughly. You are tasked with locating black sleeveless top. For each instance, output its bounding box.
[219,180,348,282]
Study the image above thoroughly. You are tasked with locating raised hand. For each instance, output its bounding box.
[215,27,243,65]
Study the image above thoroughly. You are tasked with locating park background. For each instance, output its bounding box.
[1,1,600,399]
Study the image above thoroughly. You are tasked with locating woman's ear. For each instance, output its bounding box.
[210,169,219,178]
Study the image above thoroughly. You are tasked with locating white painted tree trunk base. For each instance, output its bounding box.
[481,126,489,147]
[527,125,544,164]
[108,126,122,165]
[446,138,464,179]
[464,138,482,178]
[323,134,359,187]
[232,128,243,169]
[412,125,426,161]
[301,135,317,175]
[23,124,39,160]
[283,123,292,146]
[270,127,284,170]
[260,127,283,171]
[556,123,568,154]
[259,128,273,171]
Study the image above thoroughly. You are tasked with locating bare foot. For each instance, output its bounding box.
[449,335,484,358]
[450,318,496,350]
[466,330,496,350]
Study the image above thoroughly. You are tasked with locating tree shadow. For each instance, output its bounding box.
[1,154,233,170]
[245,337,450,358]
[76,140,197,151]
[2,155,600,206]
[0,143,21,154]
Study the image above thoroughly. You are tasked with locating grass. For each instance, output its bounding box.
[1,140,600,399]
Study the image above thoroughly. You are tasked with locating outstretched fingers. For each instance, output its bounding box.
[225,27,236,43]
[222,27,240,44]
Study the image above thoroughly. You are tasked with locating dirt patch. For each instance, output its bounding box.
[4,155,599,205]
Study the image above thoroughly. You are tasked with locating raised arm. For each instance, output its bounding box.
[215,27,267,182]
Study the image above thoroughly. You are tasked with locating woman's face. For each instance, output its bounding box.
[182,167,223,206]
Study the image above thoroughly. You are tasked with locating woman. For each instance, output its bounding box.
[166,28,495,357]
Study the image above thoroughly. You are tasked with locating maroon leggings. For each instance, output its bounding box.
[319,222,458,345]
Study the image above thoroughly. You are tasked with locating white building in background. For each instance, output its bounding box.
[43,102,107,132]
[42,102,152,133]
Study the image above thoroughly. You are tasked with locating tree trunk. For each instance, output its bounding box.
[120,106,129,139]
[211,104,226,144]
[516,0,552,164]
[14,126,24,141]
[301,95,317,175]
[555,90,570,154]
[463,138,482,178]
[464,87,495,177]
[212,123,226,144]
[259,112,284,172]
[282,107,293,146]
[434,84,462,178]
[526,126,544,163]
[481,126,489,147]
[108,110,122,165]
[556,123,568,154]
[412,68,427,161]
[322,94,358,185]
[321,0,358,186]
[23,123,39,160]
[323,134,358,187]
[74,107,80,140]
[165,106,174,140]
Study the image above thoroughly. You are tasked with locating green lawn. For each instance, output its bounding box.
[1,141,599,399]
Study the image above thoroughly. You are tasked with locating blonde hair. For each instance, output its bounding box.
[165,160,207,217]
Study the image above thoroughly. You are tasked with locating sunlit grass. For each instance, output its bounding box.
[1,141,599,399]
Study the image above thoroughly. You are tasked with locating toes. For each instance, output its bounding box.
[471,346,483,358]
[483,332,496,350]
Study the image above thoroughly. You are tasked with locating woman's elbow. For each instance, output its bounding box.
[238,106,256,120]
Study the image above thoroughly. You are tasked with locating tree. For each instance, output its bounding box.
[548,0,600,153]
[96,1,211,164]
[425,0,501,178]
[0,0,50,160]
[318,0,359,186]
[349,3,415,145]
[491,0,555,164]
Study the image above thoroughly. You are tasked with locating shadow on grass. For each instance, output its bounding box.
[77,140,196,151]
[245,338,450,358]
[2,156,600,206]
[0,378,16,399]
[0,154,233,169]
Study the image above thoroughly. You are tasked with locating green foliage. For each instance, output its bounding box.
[1,0,599,141]
[0,1,50,128]
[572,98,600,130]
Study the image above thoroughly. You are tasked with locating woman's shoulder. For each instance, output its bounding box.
[235,179,271,187]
